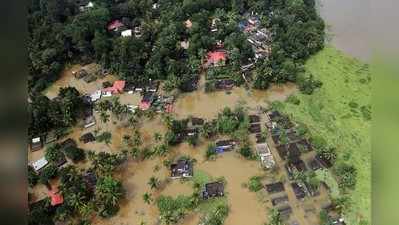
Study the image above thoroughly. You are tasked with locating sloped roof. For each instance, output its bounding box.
[48,188,64,206]
[207,51,227,64]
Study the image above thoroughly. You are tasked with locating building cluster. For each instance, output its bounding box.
[239,12,272,62]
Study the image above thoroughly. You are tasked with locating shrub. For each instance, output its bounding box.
[239,145,254,159]
[201,204,229,225]
[298,73,323,95]
[286,95,300,105]
[39,164,58,184]
[335,162,357,190]
[64,146,86,162]
[206,143,217,160]
[248,176,263,192]
[95,176,124,218]
[45,144,64,164]
[96,132,112,144]
[157,195,194,224]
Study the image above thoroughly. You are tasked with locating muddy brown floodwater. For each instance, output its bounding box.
[174,83,297,120]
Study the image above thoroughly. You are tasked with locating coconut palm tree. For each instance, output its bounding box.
[148,176,160,190]
[100,111,110,123]
[95,176,124,208]
[143,192,152,204]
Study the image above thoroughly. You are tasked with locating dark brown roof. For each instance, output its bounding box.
[291,182,306,199]
[271,195,289,206]
[249,123,261,133]
[249,115,260,123]
[79,133,95,143]
[265,182,285,193]
[191,117,205,126]
[204,182,224,195]
[60,138,77,150]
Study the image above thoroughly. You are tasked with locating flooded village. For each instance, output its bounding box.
[28,56,340,225]
[27,1,347,225]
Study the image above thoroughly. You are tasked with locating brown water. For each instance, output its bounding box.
[174,83,296,120]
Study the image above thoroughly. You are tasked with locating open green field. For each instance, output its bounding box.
[278,46,371,224]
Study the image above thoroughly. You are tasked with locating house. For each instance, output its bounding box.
[45,131,58,144]
[291,182,306,200]
[32,157,48,172]
[48,187,63,206]
[123,82,135,94]
[180,40,190,49]
[146,80,159,92]
[255,133,266,143]
[107,20,124,32]
[83,171,97,191]
[249,115,260,123]
[102,80,126,94]
[79,1,94,12]
[190,117,205,127]
[202,182,224,199]
[90,90,102,102]
[84,115,96,128]
[308,158,323,171]
[211,18,220,32]
[60,138,77,150]
[271,195,289,206]
[121,29,132,37]
[73,69,88,79]
[215,139,236,153]
[265,182,285,193]
[31,137,43,151]
[139,92,155,110]
[249,123,261,133]
[214,79,234,90]
[83,74,96,83]
[79,133,96,144]
[184,19,192,29]
[170,159,193,179]
[277,205,293,217]
[134,26,142,37]
[205,50,227,67]
[256,143,275,169]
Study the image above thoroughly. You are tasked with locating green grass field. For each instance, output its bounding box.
[278,46,371,224]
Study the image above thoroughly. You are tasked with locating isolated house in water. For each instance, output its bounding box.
[202,182,224,199]
[265,182,285,194]
[170,159,193,179]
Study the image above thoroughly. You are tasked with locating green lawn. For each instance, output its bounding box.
[278,46,371,224]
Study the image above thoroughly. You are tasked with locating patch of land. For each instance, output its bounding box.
[278,46,371,224]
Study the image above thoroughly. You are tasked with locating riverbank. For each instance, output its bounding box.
[278,46,371,224]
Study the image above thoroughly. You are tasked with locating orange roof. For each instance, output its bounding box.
[48,188,64,206]
[102,80,126,93]
[207,51,227,64]
[113,80,126,91]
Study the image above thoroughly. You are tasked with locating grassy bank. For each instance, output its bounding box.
[277,46,371,224]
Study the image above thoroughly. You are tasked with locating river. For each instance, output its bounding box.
[318,0,371,62]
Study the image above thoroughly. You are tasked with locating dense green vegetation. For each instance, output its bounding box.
[276,47,371,225]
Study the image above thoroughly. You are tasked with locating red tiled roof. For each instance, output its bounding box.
[48,188,63,206]
[207,51,227,64]
[108,20,124,31]
[139,102,151,110]
[102,80,126,94]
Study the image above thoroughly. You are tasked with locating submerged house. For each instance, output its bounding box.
[215,139,236,153]
[265,182,285,194]
[30,137,43,151]
[214,79,234,90]
[202,182,224,199]
[79,132,96,144]
[170,159,193,179]
[291,182,306,200]
[256,143,275,169]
